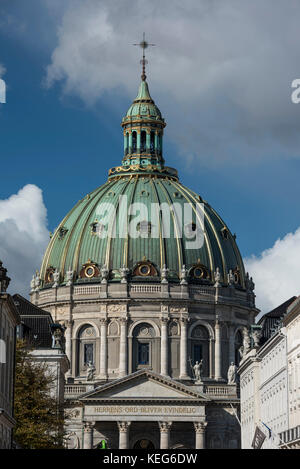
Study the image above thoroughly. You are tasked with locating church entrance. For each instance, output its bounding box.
[133,439,155,450]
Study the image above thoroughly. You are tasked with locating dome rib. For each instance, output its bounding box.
[156,178,183,273]
[150,178,165,268]
[171,180,214,275]
[71,182,113,275]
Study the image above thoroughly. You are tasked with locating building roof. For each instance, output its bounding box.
[258,296,297,343]
[13,294,54,348]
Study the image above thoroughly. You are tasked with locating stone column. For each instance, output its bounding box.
[137,130,141,153]
[99,319,108,379]
[159,422,172,449]
[65,320,73,376]
[146,130,151,152]
[83,422,95,449]
[179,318,189,379]
[118,422,131,449]
[160,318,169,376]
[194,422,207,449]
[119,318,128,378]
[214,319,222,380]
[129,131,132,153]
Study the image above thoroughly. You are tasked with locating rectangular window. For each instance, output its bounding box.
[138,342,149,365]
[194,344,202,363]
[84,343,94,365]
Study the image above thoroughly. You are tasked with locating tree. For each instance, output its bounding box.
[14,340,65,449]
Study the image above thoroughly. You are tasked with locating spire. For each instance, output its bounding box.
[107,36,178,181]
[133,33,155,82]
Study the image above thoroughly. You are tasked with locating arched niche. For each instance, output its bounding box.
[131,322,157,373]
[76,324,97,377]
[189,325,210,378]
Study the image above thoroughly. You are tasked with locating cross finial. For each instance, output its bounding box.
[133,32,155,81]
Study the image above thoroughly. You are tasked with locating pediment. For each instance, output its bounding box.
[80,370,210,401]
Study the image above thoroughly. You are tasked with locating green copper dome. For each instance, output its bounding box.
[124,81,163,120]
[40,78,246,289]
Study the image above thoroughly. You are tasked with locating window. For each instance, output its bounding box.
[193,344,202,363]
[132,131,137,153]
[150,131,155,153]
[84,343,94,365]
[141,130,146,153]
[138,343,149,365]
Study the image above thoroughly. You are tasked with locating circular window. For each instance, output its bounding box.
[139,264,151,276]
[85,266,95,278]
[194,267,203,279]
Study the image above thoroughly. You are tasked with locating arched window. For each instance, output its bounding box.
[141,130,146,153]
[132,131,137,153]
[150,131,155,153]
[77,325,96,377]
[125,132,129,155]
[190,325,210,377]
[132,323,156,372]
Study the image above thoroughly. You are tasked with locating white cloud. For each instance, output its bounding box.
[0,63,5,77]
[44,0,300,166]
[245,227,300,317]
[0,185,49,297]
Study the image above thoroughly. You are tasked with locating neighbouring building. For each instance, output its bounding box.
[238,297,299,449]
[14,294,69,407]
[29,56,260,449]
[0,261,20,449]
[279,296,300,448]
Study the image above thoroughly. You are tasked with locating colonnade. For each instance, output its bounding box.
[65,317,229,381]
[83,420,207,449]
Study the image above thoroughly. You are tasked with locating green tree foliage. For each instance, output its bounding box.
[14,340,65,449]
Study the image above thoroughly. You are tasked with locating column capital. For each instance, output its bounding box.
[160,316,169,325]
[65,319,74,328]
[119,316,128,325]
[83,421,95,432]
[194,422,207,434]
[158,421,172,433]
[99,318,108,326]
[180,316,189,325]
[117,421,131,432]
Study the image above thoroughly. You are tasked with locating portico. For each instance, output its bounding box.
[75,370,209,449]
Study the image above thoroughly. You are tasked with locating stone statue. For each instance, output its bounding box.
[227,269,234,287]
[251,328,262,348]
[227,362,237,384]
[161,264,169,284]
[193,360,203,382]
[52,269,60,288]
[214,267,221,287]
[180,265,188,285]
[86,361,95,381]
[30,275,36,293]
[52,327,63,349]
[245,272,255,292]
[120,265,129,284]
[34,271,40,292]
[243,327,251,354]
[101,264,109,284]
[66,268,74,287]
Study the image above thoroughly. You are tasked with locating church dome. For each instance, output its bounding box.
[40,78,245,290]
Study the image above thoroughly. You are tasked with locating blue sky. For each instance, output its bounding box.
[1,0,300,313]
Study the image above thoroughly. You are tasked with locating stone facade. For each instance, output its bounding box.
[279,297,300,448]
[0,263,20,449]
[32,280,257,449]
[239,297,300,449]
[239,332,288,449]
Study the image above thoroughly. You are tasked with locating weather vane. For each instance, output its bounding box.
[133,32,155,81]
